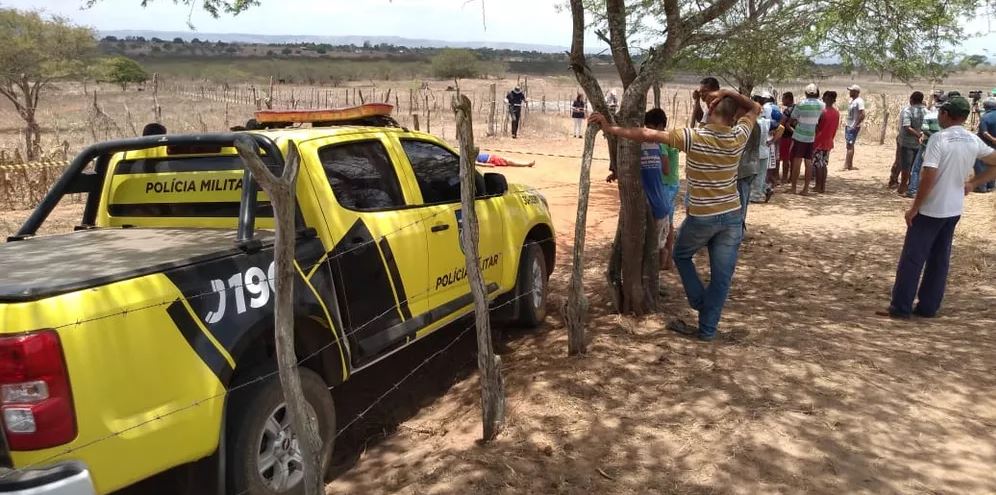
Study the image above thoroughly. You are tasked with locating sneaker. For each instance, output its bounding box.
[667,319,698,337]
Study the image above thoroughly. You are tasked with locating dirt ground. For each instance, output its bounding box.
[323,133,996,494]
[3,92,996,494]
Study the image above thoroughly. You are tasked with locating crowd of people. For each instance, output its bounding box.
[585,78,996,341]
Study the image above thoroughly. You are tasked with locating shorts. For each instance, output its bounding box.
[845,126,861,145]
[779,138,793,159]
[899,146,918,171]
[791,140,815,160]
[486,155,509,167]
[662,184,679,223]
[813,150,830,168]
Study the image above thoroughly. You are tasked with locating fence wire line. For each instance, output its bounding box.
[10,182,574,337]
[3,267,548,480]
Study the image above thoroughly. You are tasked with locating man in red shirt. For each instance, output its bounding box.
[812,91,840,193]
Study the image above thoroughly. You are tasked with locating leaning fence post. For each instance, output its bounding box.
[233,137,323,495]
[563,124,597,356]
[452,94,505,441]
[878,93,890,145]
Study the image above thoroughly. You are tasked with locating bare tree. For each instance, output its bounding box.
[0,9,94,161]
[452,94,506,440]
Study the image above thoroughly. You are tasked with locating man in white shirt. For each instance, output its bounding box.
[879,96,996,319]
[843,85,865,171]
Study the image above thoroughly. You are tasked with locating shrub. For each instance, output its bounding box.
[430,49,481,79]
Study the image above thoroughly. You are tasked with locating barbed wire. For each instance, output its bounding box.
[2,272,547,481]
[11,182,574,338]
[482,148,611,162]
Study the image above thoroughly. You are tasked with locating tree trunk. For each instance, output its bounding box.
[652,81,661,109]
[24,112,40,162]
[452,94,505,441]
[233,137,324,495]
[563,123,598,355]
[613,126,652,315]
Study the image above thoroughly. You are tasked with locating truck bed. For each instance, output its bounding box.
[0,228,272,302]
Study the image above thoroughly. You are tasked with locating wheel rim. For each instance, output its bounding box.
[256,404,305,492]
[530,257,544,309]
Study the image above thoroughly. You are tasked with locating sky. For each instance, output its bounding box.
[2,0,995,58]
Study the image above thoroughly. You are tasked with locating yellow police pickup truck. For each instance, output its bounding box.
[0,105,555,495]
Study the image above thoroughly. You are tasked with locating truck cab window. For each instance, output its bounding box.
[401,140,485,204]
[318,140,406,211]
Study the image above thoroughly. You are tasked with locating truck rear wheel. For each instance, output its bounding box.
[515,243,548,328]
[227,367,335,495]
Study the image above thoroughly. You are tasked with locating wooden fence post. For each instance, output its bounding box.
[233,137,323,495]
[452,94,505,441]
[878,93,890,145]
[487,83,497,137]
[152,73,162,123]
[563,124,597,356]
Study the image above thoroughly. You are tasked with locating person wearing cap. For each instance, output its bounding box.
[506,86,527,139]
[788,83,825,195]
[894,91,927,195]
[750,92,784,202]
[812,91,840,193]
[906,91,947,198]
[843,84,865,171]
[878,96,996,319]
[974,96,996,192]
[606,89,619,115]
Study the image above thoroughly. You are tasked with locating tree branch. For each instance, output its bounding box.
[605,0,638,86]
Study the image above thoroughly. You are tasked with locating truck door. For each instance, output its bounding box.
[298,135,430,366]
[394,138,504,334]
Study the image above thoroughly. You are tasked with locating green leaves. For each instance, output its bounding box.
[0,9,96,83]
[101,56,150,88]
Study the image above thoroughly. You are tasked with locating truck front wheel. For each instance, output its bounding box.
[227,367,336,495]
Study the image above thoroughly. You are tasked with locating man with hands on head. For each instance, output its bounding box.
[589,89,761,342]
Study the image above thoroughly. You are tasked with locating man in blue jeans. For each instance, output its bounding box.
[878,96,996,319]
[973,97,996,192]
[906,91,946,198]
[590,88,760,341]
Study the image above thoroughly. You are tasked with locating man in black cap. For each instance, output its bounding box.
[878,96,996,319]
[506,86,527,138]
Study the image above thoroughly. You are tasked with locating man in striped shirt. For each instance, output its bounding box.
[789,83,826,195]
[590,89,761,341]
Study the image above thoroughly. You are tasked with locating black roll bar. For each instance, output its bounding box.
[11,133,283,245]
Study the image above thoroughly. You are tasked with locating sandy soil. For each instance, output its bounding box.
[324,133,996,494]
[3,121,995,495]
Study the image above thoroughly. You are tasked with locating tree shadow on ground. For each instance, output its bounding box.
[326,216,996,494]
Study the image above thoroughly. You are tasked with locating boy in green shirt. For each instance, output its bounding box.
[660,139,680,270]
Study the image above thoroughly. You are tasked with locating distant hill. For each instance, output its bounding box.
[98,30,567,54]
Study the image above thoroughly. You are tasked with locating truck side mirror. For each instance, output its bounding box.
[483,173,508,196]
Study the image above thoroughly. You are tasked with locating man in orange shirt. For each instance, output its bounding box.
[812,91,840,193]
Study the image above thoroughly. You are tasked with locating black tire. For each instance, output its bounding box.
[227,367,336,495]
[515,243,548,328]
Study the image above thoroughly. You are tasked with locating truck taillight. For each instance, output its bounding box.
[0,330,76,450]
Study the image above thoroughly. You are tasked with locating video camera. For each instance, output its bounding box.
[969,90,984,101]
